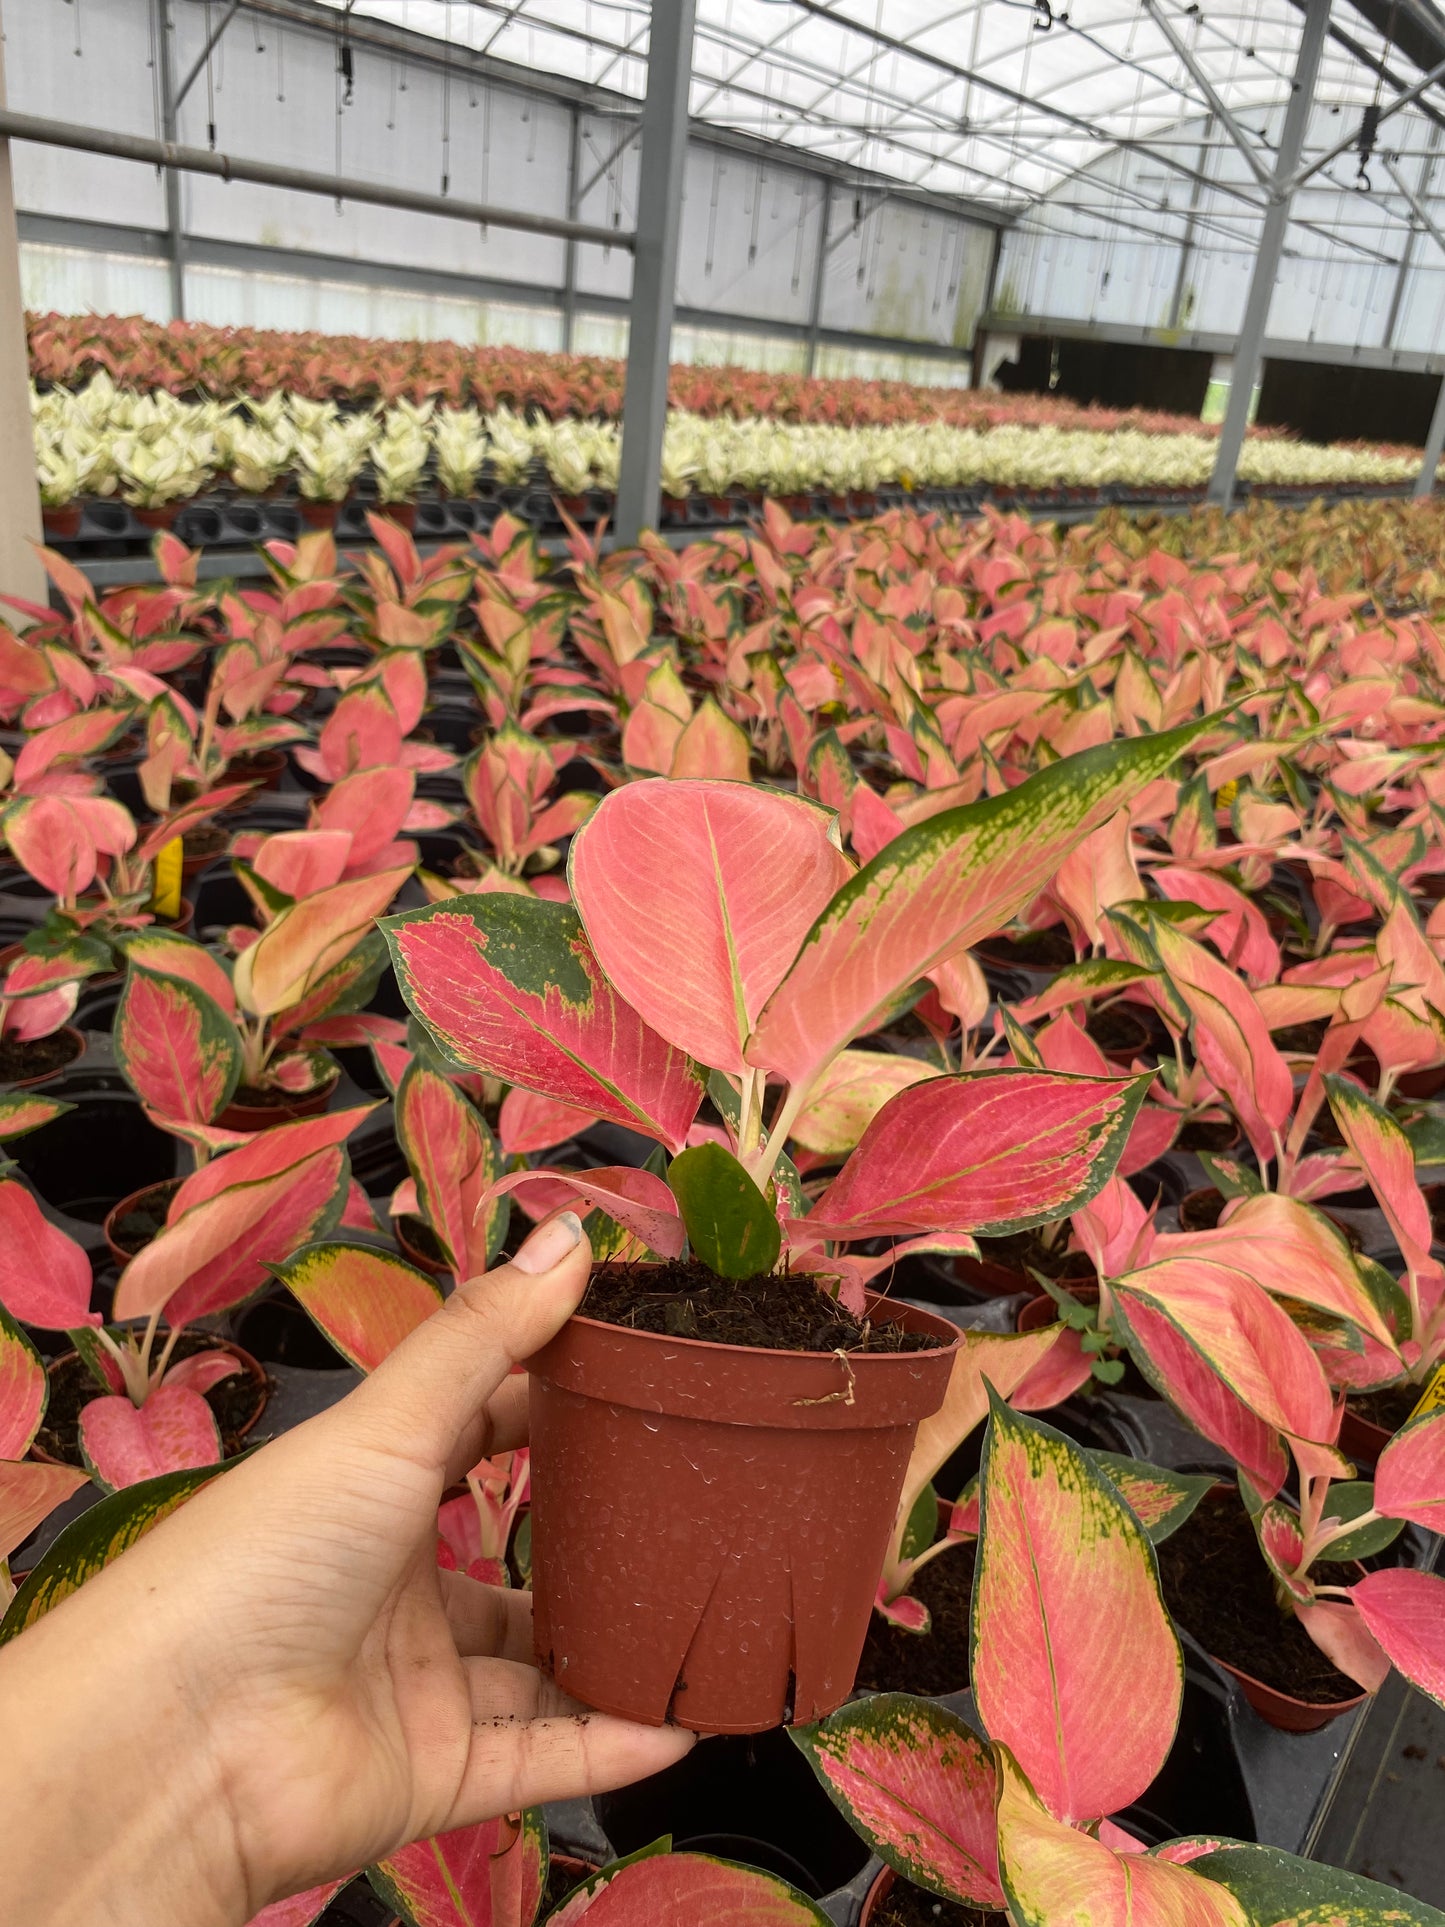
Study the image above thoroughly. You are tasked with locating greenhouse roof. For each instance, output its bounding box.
[315,0,1445,216]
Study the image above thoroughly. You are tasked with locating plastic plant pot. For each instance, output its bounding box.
[860,1867,1009,1925]
[526,1289,961,1735]
[31,1337,269,1468]
[0,1025,86,1090]
[216,1070,340,1132]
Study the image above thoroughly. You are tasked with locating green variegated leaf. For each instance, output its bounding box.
[790,1696,1004,1909]
[1190,1842,1445,1925]
[0,1460,229,1643]
[668,1141,781,1280]
[1089,1452,1214,1544]
[272,1241,443,1373]
[750,717,1216,1093]
[114,965,241,1128]
[0,1093,72,1140]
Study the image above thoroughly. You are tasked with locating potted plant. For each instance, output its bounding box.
[381,728,1208,1732]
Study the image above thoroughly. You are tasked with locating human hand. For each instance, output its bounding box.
[0,1211,693,1927]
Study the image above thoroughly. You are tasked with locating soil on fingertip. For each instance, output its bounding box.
[580,1258,942,1354]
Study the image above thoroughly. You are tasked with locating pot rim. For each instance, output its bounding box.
[31,1334,270,1467]
[556,1288,962,1369]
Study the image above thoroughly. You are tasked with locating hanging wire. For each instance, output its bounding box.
[441,1,453,194]
[276,23,285,103]
[69,0,83,59]
[203,0,217,147]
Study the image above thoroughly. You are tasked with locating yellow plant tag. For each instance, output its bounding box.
[1216,778,1240,807]
[1409,1362,1445,1422]
[151,836,184,922]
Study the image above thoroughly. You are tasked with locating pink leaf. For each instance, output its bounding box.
[789,1050,939,1157]
[78,1385,221,1491]
[1349,1568,1445,1708]
[1375,1410,1445,1532]
[0,1311,46,1458]
[234,866,413,1017]
[975,1398,1181,1825]
[792,1699,1004,1909]
[114,965,240,1128]
[994,1745,1248,1927]
[316,766,415,872]
[276,1241,443,1372]
[803,1071,1146,1240]
[396,1061,500,1278]
[243,1880,350,1927]
[384,898,703,1152]
[0,1182,97,1329]
[170,1107,375,1214]
[368,1812,544,1927]
[0,1459,88,1561]
[483,1166,684,1259]
[553,1851,832,1925]
[163,1351,243,1395]
[570,778,852,1074]
[497,1087,600,1156]
[1010,1328,1096,1411]
[124,930,237,1017]
[1294,1598,1391,1695]
[251,829,353,898]
[748,721,1211,1094]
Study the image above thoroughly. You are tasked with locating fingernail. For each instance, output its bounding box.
[513,1210,584,1276]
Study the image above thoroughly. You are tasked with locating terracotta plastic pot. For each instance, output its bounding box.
[526,1291,961,1735]
[132,503,180,530]
[1339,1403,1392,1468]
[42,503,83,540]
[955,1248,1095,1299]
[1018,1282,1098,1331]
[31,1337,269,1469]
[216,1070,339,1132]
[1,1025,86,1090]
[103,1176,183,1268]
[1211,1651,1367,1734]
[395,1213,449,1278]
[223,748,288,793]
[373,501,417,531]
[299,498,342,529]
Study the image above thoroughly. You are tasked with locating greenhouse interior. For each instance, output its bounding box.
[7,0,1445,1923]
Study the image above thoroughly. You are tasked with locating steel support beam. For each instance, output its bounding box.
[562,105,581,354]
[153,0,186,321]
[1169,115,1214,331]
[0,108,633,252]
[803,180,832,378]
[0,4,45,606]
[614,0,696,545]
[1142,2,1272,189]
[1281,51,1445,195]
[174,0,242,112]
[1384,125,1441,347]
[1414,376,1445,495]
[1206,0,1332,508]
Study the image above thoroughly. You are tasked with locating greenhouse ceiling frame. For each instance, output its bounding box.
[10,0,1445,518]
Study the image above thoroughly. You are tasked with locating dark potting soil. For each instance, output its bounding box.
[1085,1006,1152,1056]
[854,1542,977,1696]
[1348,1382,1421,1434]
[581,1260,942,1355]
[969,1226,1094,1285]
[1274,1021,1329,1054]
[976,927,1075,969]
[35,1333,268,1467]
[540,1858,593,1916]
[1156,1496,1362,1703]
[1179,1188,1226,1231]
[873,1880,1007,1927]
[110,1178,182,1256]
[183,821,232,866]
[230,1080,321,1109]
[399,1213,447,1265]
[0,1029,81,1082]
[1175,1118,1239,1154]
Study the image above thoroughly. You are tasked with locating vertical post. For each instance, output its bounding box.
[971,224,1005,388]
[561,104,581,354]
[1168,114,1213,331]
[1386,123,1441,351]
[613,0,697,545]
[804,179,832,378]
[1414,371,1445,496]
[1205,0,1330,506]
[153,0,186,321]
[0,3,46,606]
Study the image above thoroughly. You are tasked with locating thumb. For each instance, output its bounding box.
[342,1212,590,1474]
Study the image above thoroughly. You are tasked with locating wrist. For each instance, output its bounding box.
[0,1574,252,1927]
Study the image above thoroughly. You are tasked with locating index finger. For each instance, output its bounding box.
[339,1212,588,1475]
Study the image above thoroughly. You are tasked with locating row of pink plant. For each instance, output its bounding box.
[0,493,1442,1922]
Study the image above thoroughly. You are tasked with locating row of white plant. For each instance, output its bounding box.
[31,374,1431,509]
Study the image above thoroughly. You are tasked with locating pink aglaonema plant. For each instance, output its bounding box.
[0,1109,369,1489]
[383,727,1209,1307]
[113,865,409,1138]
[792,1397,1424,1926]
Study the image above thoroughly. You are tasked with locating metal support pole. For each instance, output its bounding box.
[1415,372,1445,496]
[1205,0,1331,508]
[1384,125,1441,350]
[562,105,581,354]
[613,0,697,545]
[174,0,242,112]
[804,180,831,378]
[1143,0,1273,190]
[0,4,46,607]
[154,0,186,322]
[1168,115,1213,332]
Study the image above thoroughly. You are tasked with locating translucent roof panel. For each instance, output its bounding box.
[318,0,1445,213]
